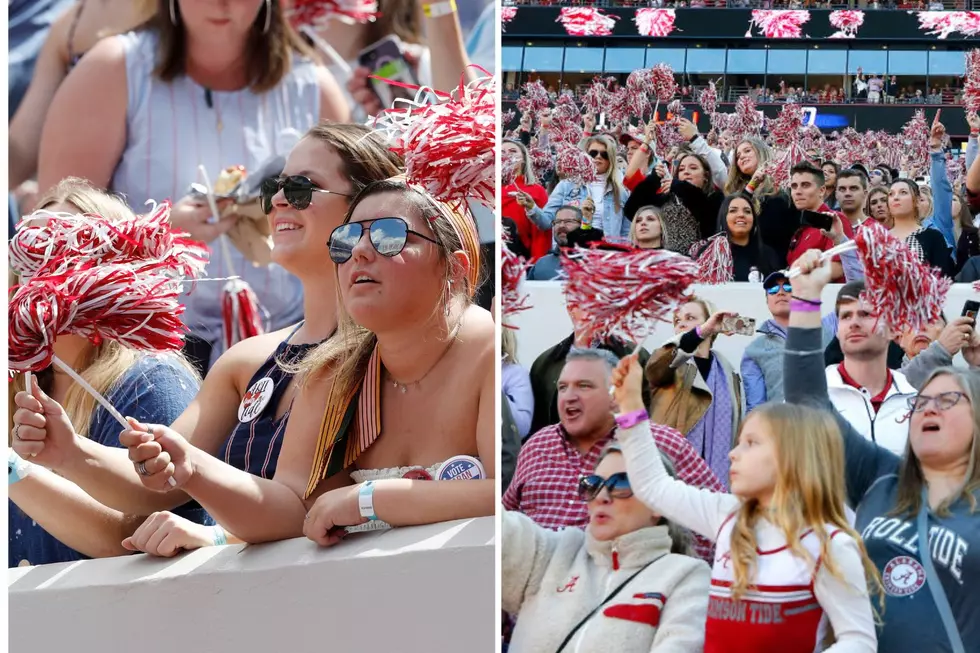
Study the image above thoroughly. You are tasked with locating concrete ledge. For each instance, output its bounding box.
[9,517,496,653]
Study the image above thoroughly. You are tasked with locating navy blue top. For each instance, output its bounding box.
[9,355,205,568]
[218,327,317,479]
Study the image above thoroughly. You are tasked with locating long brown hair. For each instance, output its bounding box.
[365,0,424,45]
[676,151,713,194]
[304,122,405,198]
[146,0,316,93]
[729,404,883,610]
[892,368,980,519]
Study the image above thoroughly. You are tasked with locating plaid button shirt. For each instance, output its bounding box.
[502,422,724,561]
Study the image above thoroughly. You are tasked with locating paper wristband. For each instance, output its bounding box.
[422,0,456,18]
[211,525,228,546]
[8,450,34,486]
[358,481,378,521]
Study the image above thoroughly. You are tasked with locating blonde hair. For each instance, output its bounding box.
[729,404,883,609]
[290,180,482,405]
[9,178,198,439]
[629,205,664,249]
[503,139,538,186]
[501,326,518,364]
[725,137,777,198]
[583,134,626,214]
[893,368,980,519]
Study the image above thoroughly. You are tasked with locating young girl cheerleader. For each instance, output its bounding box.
[611,353,881,652]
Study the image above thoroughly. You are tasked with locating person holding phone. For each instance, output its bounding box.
[502,139,550,262]
[785,161,853,282]
[645,297,745,488]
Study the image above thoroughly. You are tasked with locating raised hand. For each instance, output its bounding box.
[610,353,645,414]
[11,377,79,469]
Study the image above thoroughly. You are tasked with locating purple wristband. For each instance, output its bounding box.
[790,299,822,313]
[615,409,649,430]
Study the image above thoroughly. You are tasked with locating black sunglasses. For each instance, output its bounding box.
[261,175,350,214]
[588,149,610,161]
[577,473,633,502]
[328,217,441,264]
[766,283,793,296]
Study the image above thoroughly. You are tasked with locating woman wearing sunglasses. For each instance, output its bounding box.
[527,134,631,239]
[503,443,709,653]
[787,250,980,653]
[118,177,495,548]
[12,123,405,557]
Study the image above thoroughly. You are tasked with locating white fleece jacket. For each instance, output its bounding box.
[503,511,710,653]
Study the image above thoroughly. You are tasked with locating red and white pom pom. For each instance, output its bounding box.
[551,95,585,146]
[698,81,718,117]
[285,0,379,28]
[502,151,522,187]
[964,49,980,114]
[563,245,699,342]
[501,6,517,30]
[899,109,931,179]
[691,235,734,284]
[221,278,265,351]
[556,144,598,186]
[828,10,865,38]
[915,11,980,39]
[557,7,618,37]
[649,64,678,104]
[746,9,811,38]
[374,72,495,208]
[9,260,188,373]
[667,99,684,117]
[582,77,611,117]
[530,145,555,181]
[517,80,551,116]
[10,201,209,281]
[634,8,677,37]
[501,242,532,325]
[853,221,952,333]
[729,94,765,143]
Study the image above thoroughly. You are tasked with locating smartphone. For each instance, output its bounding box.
[801,210,833,232]
[722,316,756,336]
[963,300,980,321]
[357,36,421,109]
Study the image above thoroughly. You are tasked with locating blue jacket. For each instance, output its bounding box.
[528,178,631,240]
[921,150,956,260]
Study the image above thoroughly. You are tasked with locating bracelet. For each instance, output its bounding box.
[422,0,456,18]
[8,450,34,486]
[694,325,703,339]
[746,182,758,194]
[358,481,378,521]
[790,295,821,306]
[640,143,650,154]
[211,525,228,546]
[790,299,822,313]
[615,408,649,430]
[971,130,980,138]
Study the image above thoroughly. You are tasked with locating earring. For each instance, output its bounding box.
[444,281,452,317]
[169,0,178,25]
[262,0,272,35]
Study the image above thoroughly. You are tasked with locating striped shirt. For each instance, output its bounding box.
[502,422,725,561]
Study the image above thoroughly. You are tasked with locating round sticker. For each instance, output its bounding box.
[238,377,275,423]
[883,556,926,597]
[402,468,433,481]
[436,456,485,482]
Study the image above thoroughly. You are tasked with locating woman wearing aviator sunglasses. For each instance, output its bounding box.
[13,123,406,558]
[503,443,709,653]
[120,177,495,549]
[526,134,631,240]
[787,250,980,653]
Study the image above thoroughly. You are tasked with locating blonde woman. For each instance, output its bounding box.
[724,136,796,266]
[527,134,630,239]
[646,297,745,487]
[11,123,405,558]
[503,139,550,260]
[504,443,709,653]
[613,354,880,653]
[628,205,666,250]
[886,179,952,275]
[502,326,533,440]
[8,178,202,567]
[119,179,495,547]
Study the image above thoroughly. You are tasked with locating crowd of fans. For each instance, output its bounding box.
[8,0,498,570]
[503,0,970,8]
[501,57,980,650]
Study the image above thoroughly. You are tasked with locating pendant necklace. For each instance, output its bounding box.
[388,319,463,394]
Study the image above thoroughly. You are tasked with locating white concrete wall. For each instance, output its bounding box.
[8,517,495,653]
[509,282,978,367]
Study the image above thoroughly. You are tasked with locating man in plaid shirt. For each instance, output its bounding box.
[502,348,725,561]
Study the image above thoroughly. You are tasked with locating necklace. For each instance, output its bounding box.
[387,320,462,394]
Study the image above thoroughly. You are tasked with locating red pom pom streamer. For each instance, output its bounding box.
[634,8,678,37]
[285,0,379,28]
[502,150,522,187]
[501,242,532,326]
[563,245,699,342]
[853,221,952,333]
[828,9,865,38]
[556,144,598,186]
[501,6,516,31]
[915,11,980,40]
[530,144,555,181]
[9,260,187,374]
[557,7,618,37]
[10,201,209,282]
[551,95,585,146]
[582,77,612,117]
[899,110,931,180]
[221,278,265,351]
[691,235,734,284]
[517,80,551,117]
[373,71,495,208]
[746,10,811,38]
[964,49,980,114]
[698,81,718,117]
